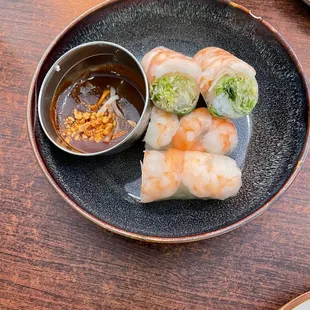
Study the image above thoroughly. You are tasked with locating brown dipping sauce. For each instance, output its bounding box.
[50,64,145,153]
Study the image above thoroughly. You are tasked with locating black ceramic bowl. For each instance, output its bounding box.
[27,0,309,243]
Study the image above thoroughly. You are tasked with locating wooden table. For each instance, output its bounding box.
[1,0,309,309]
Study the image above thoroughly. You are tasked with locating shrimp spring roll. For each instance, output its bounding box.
[144,106,179,150]
[144,107,238,155]
[173,108,238,155]
[194,47,258,118]
[141,47,201,115]
[141,149,242,203]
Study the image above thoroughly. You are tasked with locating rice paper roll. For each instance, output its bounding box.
[141,149,242,203]
[141,47,201,115]
[143,106,179,150]
[144,106,238,155]
[194,47,258,118]
[141,149,184,203]
[198,116,238,155]
[141,46,174,74]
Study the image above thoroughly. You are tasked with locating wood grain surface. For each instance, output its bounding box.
[0,0,309,309]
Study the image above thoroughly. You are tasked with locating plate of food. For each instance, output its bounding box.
[27,0,309,242]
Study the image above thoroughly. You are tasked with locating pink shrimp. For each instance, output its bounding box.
[141,149,184,203]
[200,117,238,155]
[144,106,179,150]
[141,47,201,85]
[147,52,199,84]
[194,47,256,93]
[141,149,242,202]
[141,46,172,74]
[172,108,212,151]
[181,151,242,200]
[146,107,237,155]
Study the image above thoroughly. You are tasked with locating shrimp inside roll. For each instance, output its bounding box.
[194,47,258,118]
[142,47,201,115]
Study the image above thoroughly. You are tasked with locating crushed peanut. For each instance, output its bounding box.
[128,120,136,127]
[62,109,119,143]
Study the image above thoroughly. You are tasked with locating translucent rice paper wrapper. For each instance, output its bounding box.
[194,47,258,118]
[143,106,179,150]
[141,47,201,115]
[144,106,238,155]
[139,149,242,203]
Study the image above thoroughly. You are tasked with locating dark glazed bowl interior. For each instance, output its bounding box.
[27,0,309,242]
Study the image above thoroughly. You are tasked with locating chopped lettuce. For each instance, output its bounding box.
[150,74,199,115]
[213,75,258,118]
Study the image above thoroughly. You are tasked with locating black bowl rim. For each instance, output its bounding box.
[27,0,310,243]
